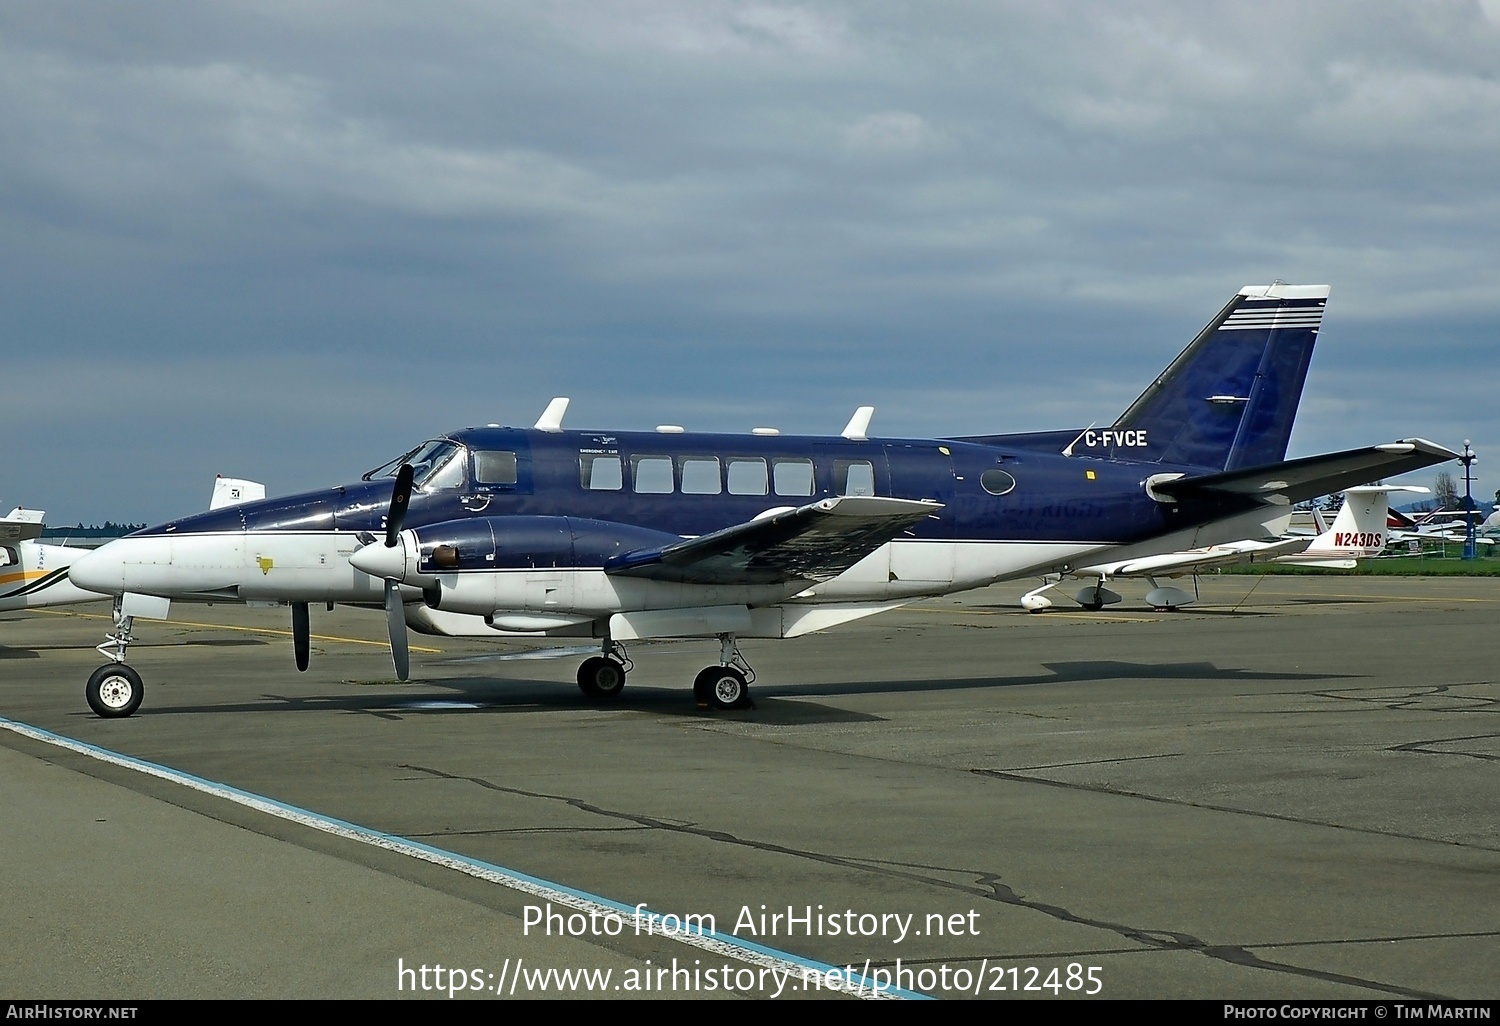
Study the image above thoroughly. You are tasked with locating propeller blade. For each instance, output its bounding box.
[292,602,310,672]
[384,580,410,681]
[385,463,414,548]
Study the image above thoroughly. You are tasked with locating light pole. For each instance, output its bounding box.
[1461,440,1477,561]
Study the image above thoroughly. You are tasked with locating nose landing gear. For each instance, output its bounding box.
[87,601,143,718]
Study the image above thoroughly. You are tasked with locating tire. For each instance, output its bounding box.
[577,656,626,700]
[704,667,749,711]
[86,664,144,719]
[692,667,718,706]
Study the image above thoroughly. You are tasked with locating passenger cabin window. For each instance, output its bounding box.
[679,457,721,495]
[836,460,875,496]
[772,458,815,497]
[727,458,768,496]
[473,450,518,486]
[981,469,1017,496]
[580,453,622,490]
[0,546,16,568]
[632,455,674,494]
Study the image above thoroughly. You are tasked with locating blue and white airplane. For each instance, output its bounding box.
[66,284,1456,718]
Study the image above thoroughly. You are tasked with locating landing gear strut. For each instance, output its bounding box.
[87,599,143,718]
[577,640,632,700]
[692,634,756,711]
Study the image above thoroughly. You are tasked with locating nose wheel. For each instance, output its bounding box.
[86,664,144,719]
[86,601,145,718]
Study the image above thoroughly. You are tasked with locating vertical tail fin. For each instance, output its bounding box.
[1092,284,1328,471]
[1295,486,1429,561]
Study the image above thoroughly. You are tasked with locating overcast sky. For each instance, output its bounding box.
[3,1,1497,525]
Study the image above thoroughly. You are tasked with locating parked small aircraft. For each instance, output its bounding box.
[1386,506,1495,550]
[1019,485,1427,611]
[66,284,1456,717]
[0,507,109,614]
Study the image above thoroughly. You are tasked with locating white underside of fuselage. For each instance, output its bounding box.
[70,530,1112,636]
[67,501,1299,640]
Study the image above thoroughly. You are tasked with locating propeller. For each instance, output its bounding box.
[386,463,414,547]
[292,602,310,672]
[370,463,415,680]
[385,580,410,681]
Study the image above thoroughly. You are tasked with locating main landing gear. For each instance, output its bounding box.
[577,640,633,700]
[573,634,757,711]
[692,635,756,711]
[86,601,143,718]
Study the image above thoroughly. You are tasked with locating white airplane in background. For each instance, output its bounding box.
[0,506,108,613]
[1020,486,1427,612]
[1386,506,1494,550]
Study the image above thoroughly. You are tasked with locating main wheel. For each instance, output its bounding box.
[692,667,718,706]
[86,664,144,719]
[703,666,750,711]
[1079,598,1104,611]
[577,656,627,700]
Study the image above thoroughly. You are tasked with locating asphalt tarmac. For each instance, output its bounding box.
[1,575,1496,1000]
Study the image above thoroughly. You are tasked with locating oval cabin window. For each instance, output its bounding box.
[981,469,1016,496]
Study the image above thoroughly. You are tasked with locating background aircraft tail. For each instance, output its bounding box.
[1083,284,1328,471]
[1289,486,1428,563]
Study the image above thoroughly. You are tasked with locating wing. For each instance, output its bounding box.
[1151,439,1458,506]
[1079,537,1312,578]
[604,495,942,585]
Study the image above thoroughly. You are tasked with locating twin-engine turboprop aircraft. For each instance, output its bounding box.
[66,284,1457,718]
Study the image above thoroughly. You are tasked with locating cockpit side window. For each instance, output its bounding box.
[0,545,17,568]
[474,450,519,486]
[411,442,466,491]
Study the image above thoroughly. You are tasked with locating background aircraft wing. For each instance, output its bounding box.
[605,496,941,585]
[1088,537,1313,578]
[1152,439,1457,505]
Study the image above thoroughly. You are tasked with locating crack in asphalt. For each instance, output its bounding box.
[1389,733,1500,762]
[402,762,1449,1000]
[1306,682,1497,713]
[970,767,1500,852]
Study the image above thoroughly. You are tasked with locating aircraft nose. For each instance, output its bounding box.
[350,538,407,581]
[67,542,126,595]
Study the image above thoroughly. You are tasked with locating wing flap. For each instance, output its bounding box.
[604,496,942,585]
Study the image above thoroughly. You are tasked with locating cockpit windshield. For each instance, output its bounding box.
[362,440,469,491]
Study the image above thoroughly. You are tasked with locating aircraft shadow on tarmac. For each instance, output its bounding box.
[118,659,1359,725]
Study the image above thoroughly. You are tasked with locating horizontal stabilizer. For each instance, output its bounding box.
[605,495,941,585]
[1149,439,1458,506]
[2,507,46,543]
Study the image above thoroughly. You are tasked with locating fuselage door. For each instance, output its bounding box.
[463,436,534,512]
[812,443,890,500]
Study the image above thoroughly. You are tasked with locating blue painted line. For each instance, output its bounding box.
[0,716,929,999]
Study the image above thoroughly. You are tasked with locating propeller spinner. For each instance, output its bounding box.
[350,464,415,681]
